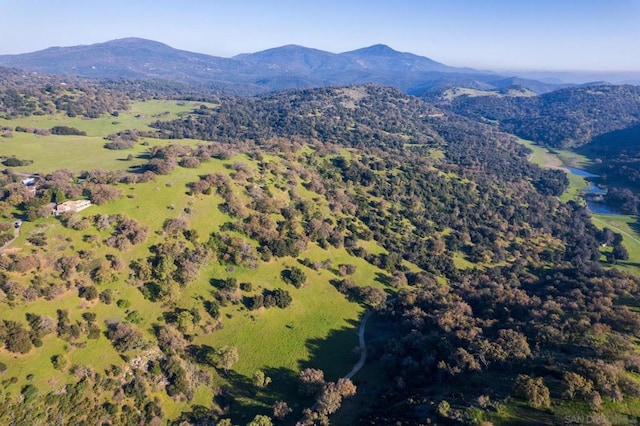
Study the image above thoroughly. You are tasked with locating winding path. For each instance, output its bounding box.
[344,311,372,379]
[302,309,374,418]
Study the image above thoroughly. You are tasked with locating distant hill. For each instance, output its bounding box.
[0,38,268,94]
[442,84,640,148]
[0,37,562,96]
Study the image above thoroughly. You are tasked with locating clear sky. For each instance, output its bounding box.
[1,0,639,71]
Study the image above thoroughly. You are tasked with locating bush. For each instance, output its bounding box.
[50,125,86,136]
[204,300,220,319]
[271,288,292,308]
[104,139,135,150]
[52,354,68,371]
[21,384,38,403]
[79,286,98,301]
[2,157,32,167]
[247,294,264,310]
[281,266,306,288]
[117,299,131,309]
[100,289,114,304]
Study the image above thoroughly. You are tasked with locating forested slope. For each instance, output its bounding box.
[442,84,640,148]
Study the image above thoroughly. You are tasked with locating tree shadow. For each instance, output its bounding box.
[619,261,640,269]
[185,344,215,365]
[629,217,640,238]
[374,272,390,286]
[138,282,162,302]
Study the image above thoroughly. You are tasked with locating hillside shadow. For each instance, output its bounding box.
[577,123,640,158]
[218,315,369,424]
[301,318,362,382]
[224,367,307,425]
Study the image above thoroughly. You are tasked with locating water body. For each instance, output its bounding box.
[566,166,599,179]
[586,201,623,215]
[583,182,607,196]
[565,167,622,215]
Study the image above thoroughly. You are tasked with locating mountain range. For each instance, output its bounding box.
[0,37,563,96]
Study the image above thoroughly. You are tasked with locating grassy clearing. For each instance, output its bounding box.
[0,133,209,175]
[0,100,215,174]
[559,172,591,203]
[441,87,536,101]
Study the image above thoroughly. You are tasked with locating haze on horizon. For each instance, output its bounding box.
[1,0,639,73]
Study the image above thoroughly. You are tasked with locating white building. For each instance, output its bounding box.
[54,199,92,215]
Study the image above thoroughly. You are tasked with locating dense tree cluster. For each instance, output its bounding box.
[362,265,640,423]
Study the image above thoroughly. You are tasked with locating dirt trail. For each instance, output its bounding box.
[344,311,372,379]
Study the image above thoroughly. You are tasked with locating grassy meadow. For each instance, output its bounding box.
[592,214,640,277]
[0,100,216,174]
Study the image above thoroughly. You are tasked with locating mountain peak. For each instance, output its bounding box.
[357,44,398,54]
[98,37,177,52]
[340,44,455,74]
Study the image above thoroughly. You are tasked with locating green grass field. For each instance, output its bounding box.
[592,214,640,276]
[0,100,217,174]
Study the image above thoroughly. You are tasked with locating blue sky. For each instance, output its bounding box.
[1,0,639,71]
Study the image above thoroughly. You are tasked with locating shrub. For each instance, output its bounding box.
[281,266,306,288]
[52,354,68,371]
[21,384,38,403]
[50,126,86,136]
[99,289,114,304]
[2,157,32,167]
[116,299,131,309]
[104,139,135,150]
